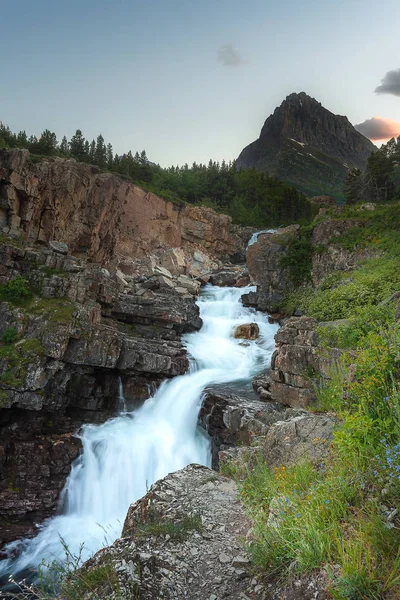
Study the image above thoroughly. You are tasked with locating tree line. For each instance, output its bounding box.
[0,122,315,227]
[345,137,400,203]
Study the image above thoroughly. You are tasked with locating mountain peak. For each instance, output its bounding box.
[236,93,375,199]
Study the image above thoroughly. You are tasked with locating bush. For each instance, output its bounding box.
[1,327,18,345]
[0,277,32,305]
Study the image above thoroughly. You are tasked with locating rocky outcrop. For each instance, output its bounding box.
[209,266,250,287]
[199,390,304,467]
[245,225,299,312]
[311,218,371,284]
[270,317,341,407]
[77,464,266,599]
[259,413,337,469]
[236,92,375,199]
[0,149,243,265]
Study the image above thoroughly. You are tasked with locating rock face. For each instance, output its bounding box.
[245,225,299,312]
[0,149,243,265]
[270,317,341,407]
[77,464,266,599]
[311,218,370,284]
[236,92,375,199]
[0,241,203,544]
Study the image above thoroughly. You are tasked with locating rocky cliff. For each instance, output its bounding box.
[236,92,375,198]
[0,240,204,547]
[0,149,243,266]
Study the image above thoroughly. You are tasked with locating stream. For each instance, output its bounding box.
[0,284,278,586]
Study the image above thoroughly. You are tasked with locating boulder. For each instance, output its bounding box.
[159,247,186,275]
[234,322,260,340]
[269,316,341,408]
[260,414,337,468]
[210,267,250,287]
[49,240,69,255]
[199,390,303,468]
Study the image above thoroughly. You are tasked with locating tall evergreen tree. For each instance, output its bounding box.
[70,129,86,161]
[60,136,69,155]
[94,134,107,168]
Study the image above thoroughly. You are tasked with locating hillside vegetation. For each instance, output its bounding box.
[228,200,400,599]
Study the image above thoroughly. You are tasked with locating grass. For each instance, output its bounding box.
[132,510,203,541]
[0,336,44,387]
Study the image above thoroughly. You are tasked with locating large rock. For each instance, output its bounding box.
[209,266,250,287]
[246,225,299,312]
[0,149,244,264]
[270,317,341,407]
[234,322,260,340]
[159,247,186,275]
[199,390,304,467]
[259,413,337,468]
[77,465,267,599]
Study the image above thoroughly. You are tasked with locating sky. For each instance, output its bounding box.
[1,0,400,166]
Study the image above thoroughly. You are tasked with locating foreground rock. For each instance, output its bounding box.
[77,464,266,599]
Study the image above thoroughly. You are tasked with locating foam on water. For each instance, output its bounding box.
[0,284,278,582]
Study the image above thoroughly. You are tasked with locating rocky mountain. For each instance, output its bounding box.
[236,92,376,199]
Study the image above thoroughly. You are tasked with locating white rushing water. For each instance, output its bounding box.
[247,229,276,247]
[0,284,278,581]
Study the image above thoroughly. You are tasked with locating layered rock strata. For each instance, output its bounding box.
[269,317,341,407]
[0,240,203,545]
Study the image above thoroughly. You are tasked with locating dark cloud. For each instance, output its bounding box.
[355,116,400,141]
[217,43,244,67]
[375,68,400,96]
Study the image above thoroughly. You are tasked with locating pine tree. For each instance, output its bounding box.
[106,143,113,169]
[70,129,86,161]
[60,136,69,155]
[94,134,106,168]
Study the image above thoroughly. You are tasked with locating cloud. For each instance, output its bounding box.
[375,68,400,96]
[217,43,244,67]
[355,116,400,141]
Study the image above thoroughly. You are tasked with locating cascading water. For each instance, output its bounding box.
[247,229,276,247]
[0,284,278,585]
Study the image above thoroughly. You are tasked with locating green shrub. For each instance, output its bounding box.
[1,327,18,345]
[280,226,314,286]
[0,277,32,305]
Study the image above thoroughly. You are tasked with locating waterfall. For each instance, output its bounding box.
[247,229,276,247]
[0,284,278,584]
[117,377,127,414]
